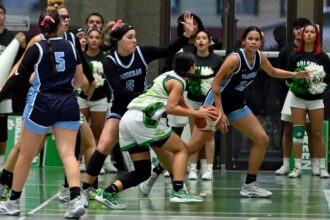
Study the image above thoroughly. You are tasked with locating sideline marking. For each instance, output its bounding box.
[323,190,330,211]
[18,193,58,220]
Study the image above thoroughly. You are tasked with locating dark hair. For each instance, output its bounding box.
[39,10,61,75]
[70,26,84,36]
[273,25,286,49]
[86,27,101,36]
[194,30,214,54]
[85,12,104,26]
[292,17,311,29]
[109,21,134,48]
[241,26,263,42]
[172,52,214,79]
[295,23,322,55]
[176,13,204,37]
[173,52,195,75]
[39,10,60,35]
[0,4,5,14]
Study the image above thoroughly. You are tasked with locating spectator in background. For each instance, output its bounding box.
[85,12,104,30]
[286,23,330,178]
[0,4,26,169]
[84,13,118,173]
[273,25,286,50]
[187,30,223,181]
[78,28,108,159]
[274,18,315,176]
[71,26,86,51]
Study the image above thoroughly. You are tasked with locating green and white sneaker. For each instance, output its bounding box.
[95,189,126,209]
[169,188,204,203]
[89,187,99,200]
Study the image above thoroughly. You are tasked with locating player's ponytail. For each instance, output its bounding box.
[39,10,60,75]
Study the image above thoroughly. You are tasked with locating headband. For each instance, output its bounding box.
[110,19,134,41]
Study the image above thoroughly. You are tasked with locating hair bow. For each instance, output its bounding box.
[111,19,122,31]
[41,15,56,26]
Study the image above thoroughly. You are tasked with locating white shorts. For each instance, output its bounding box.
[77,97,108,112]
[280,91,310,123]
[185,98,203,110]
[291,94,324,110]
[167,114,189,127]
[119,110,172,151]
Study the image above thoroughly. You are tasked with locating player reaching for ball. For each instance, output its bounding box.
[194,105,221,131]
[93,52,217,209]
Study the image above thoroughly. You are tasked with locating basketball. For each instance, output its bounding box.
[194,105,221,131]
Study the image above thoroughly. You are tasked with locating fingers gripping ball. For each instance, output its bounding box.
[194,105,221,131]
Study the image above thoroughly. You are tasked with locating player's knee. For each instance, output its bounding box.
[293,125,305,144]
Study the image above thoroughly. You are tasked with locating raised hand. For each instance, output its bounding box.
[181,11,194,38]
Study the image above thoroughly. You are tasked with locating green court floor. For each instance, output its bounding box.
[2,167,330,219]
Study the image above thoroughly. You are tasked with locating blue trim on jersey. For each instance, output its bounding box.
[34,43,43,92]
[136,47,149,90]
[136,47,147,66]
[203,89,215,106]
[107,55,117,64]
[25,117,49,134]
[107,113,122,120]
[69,41,77,61]
[227,106,252,121]
[53,121,80,130]
[114,50,135,68]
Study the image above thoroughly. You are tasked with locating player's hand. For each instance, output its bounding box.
[15,32,26,49]
[85,80,97,100]
[182,11,194,38]
[217,113,230,133]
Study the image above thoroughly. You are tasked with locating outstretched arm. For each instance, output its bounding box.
[260,52,309,79]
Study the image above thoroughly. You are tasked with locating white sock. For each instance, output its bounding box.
[0,155,4,164]
[200,159,207,170]
[294,159,302,170]
[190,163,197,170]
[311,158,319,167]
[319,158,326,169]
[206,164,213,170]
[105,155,111,163]
[283,157,290,167]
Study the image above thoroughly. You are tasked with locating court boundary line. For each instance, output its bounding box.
[323,190,330,211]
[18,193,58,220]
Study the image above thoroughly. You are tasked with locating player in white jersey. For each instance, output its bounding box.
[94,52,218,209]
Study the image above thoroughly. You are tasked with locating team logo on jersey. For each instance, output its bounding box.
[154,128,166,137]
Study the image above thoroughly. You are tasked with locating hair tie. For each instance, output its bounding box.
[111,19,122,32]
[41,15,56,26]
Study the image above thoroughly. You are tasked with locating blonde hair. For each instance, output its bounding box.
[47,0,65,10]
[101,20,115,46]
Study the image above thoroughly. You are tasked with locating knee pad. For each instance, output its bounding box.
[119,160,151,189]
[86,150,107,176]
[293,125,305,144]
